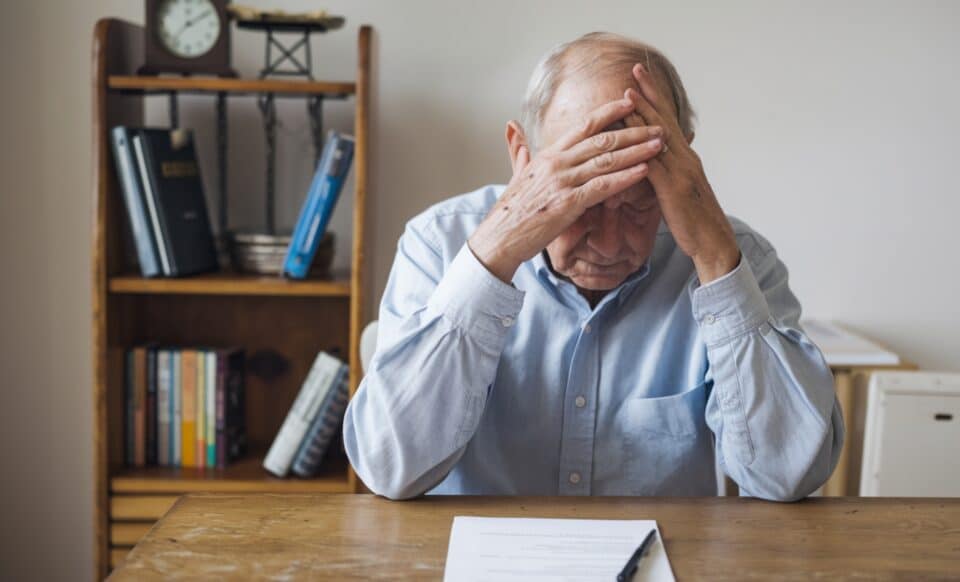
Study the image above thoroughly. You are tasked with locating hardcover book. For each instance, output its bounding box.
[110,127,162,277]
[132,128,219,277]
[263,352,342,477]
[291,361,349,477]
[283,131,355,279]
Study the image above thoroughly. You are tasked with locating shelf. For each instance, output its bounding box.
[111,451,352,494]
[108,75,355,97]
[108,272,351,297]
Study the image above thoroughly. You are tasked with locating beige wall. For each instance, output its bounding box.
[2,1,959,579]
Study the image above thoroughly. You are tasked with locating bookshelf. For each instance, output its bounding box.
[91,18,371,578]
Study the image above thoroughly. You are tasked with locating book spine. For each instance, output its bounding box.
[206,351,216,468]
[172,350,182,467]
[216,351,227,468]
[157,349,170,466]
[132,133,174,275]
[133,346,148,467]
[225,350,246,464]
[110,127,161,277]
[146,347,158,466]
[283,132,355,279]
[181,350,197,468]
[262,353,340,477]
[291,365,350,477]
[196,351,206,470]
[125,349,135,467]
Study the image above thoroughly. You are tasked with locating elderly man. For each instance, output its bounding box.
[343,32,843,501]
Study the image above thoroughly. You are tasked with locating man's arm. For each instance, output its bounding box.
[695,239,844,501]
[343,221,524,500]
[345,97,666,499]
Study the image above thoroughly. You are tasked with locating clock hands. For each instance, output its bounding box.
[174,9,214,40]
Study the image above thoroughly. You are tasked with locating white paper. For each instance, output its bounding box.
[801,319,900,366]
[443,516,675,582]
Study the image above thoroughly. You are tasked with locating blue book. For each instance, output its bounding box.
[283,131,355,279]
[291,361,349,478]
[110,127,161,277]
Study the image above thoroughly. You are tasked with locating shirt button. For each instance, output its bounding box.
[703,314,717,325]
[583,323,592,334]
[569,472,581,484]
[501,316,514,327]
[575,395,586,408]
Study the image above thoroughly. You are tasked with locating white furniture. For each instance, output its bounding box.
[359,320,378,373]
[860,371,960,496]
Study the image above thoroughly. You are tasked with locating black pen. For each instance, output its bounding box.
[616,528,657,582]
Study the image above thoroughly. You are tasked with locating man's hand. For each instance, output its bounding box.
[626,64,740,284]
[469,97,664,283]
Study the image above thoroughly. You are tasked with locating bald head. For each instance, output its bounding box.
[520,32,695,150]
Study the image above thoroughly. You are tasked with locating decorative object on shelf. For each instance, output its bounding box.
[140,0,236,76]
[228,5,347,235]
[227,5,345,79]
[228,230,334,276]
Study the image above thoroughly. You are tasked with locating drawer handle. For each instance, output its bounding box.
[934,413,953,421]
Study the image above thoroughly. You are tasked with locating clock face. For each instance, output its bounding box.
[156,0,221,58]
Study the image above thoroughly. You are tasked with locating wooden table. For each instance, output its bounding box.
[109,494,960,580]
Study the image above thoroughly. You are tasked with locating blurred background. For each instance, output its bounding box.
[1,1,958,579]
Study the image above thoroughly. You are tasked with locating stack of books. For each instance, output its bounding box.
[264,352,349,478]
[124,346,246,469]
[110,127,219,278]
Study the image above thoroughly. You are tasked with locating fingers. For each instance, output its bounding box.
[632,63,670,121]
[570,163,650,210]
[566,139,663,187]
[554,97,635,150]
[564,124,663,166]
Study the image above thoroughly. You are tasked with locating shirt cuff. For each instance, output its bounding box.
[689,255,771,346]
[428,243,525,348]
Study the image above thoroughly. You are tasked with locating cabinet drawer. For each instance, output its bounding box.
[111,495,179,520]
[110,547,131,568]
[110,522,153,546]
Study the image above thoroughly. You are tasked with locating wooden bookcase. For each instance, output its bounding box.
[91,18,371,578]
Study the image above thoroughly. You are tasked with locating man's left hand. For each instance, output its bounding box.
[625,63,740,284]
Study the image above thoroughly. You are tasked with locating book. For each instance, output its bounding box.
[132,346,148,467]
[196,351,206,470]
[131,128,219,277]
[110,127,162,277]
[124,350,135,467]
[801,319,901,366]
[171,350,182,467]
[181,350,198,468]
[291,361,349,477]
[157,349,171,466]
[283,131,355,279]
[263,352,343,477]
[206,350,217,468]
[146,347,158,466]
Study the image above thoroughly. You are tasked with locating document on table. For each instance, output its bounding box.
[443,516,675,582]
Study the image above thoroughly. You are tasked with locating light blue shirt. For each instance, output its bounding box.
[344,185,843,501]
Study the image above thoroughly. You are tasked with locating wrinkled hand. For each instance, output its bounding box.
[626,64,739,283]
[469,97,664,282]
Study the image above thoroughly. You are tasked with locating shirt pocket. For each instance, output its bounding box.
[628,381,708,438]
[622,382,714,495]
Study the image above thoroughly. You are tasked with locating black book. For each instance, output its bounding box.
[146,346,158,466]
[131,128,218,277]
[216,348,247,468]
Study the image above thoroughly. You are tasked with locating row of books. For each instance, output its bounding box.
[264,352,350,478]
[125,346,246,469]
[110,126,355,280]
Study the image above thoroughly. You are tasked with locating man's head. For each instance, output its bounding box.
[506,33,695,292]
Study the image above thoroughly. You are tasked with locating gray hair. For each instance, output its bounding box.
[520,32,696,149]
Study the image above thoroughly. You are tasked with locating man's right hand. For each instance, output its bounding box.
[468,95,666,283]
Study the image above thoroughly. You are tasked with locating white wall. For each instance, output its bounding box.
[2,1,958,579]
